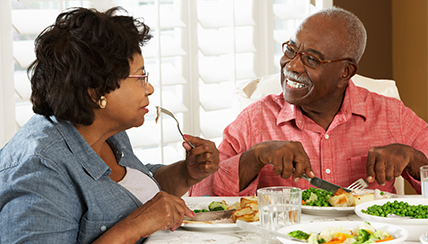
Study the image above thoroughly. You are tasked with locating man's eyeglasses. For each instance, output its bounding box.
[282,41,355,69]
[128,72,149,87]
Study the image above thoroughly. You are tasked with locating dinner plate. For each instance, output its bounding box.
[301,205,355,216]
[355,197,428,241]
[181,196,259,231]
[302,189,395,217]
[276,221,409,244]
[421,232,428,244]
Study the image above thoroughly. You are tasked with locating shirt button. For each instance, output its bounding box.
[325,169,331,174]
[324,134,329,139]
[100,226,107,232]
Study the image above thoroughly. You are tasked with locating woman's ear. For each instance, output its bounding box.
[88,88,98,104]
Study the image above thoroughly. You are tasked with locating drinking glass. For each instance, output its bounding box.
[257,186,302,231]
[421,166,428,198]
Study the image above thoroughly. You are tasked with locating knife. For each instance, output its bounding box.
[183,209,235,221]
[268,162,351,193]
[301,173,351,193]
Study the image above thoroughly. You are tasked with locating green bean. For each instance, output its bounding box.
[362,200,428,219]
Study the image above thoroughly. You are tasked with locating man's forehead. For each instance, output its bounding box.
[292,16,347,54]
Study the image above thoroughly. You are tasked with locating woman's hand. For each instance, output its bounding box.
[183,135,219,183]
[94,191,194,243]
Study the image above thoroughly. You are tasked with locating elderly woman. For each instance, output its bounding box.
[0,7,219,244]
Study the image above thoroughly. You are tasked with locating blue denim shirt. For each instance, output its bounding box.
[0,115,163,243]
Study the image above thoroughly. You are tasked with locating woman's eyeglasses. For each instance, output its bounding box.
[282,41,354,69]
[128,72,149,87]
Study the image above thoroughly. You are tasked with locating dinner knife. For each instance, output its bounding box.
[267,162,351,193]
[301,173,352,193]
[183,209,235,221]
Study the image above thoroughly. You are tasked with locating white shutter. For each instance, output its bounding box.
[2,0,332,159]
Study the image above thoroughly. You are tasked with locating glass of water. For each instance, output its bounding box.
[421,166,428,198]
[257,186,302,232]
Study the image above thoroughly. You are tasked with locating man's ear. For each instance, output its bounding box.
[342,62,358,80]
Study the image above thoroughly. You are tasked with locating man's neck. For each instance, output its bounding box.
[300,93,345,131]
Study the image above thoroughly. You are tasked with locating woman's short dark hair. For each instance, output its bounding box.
[28,6,152,125]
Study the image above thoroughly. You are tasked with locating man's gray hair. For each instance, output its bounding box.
[312,7,367,63]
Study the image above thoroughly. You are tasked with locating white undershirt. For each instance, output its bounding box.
[118,167,160,204]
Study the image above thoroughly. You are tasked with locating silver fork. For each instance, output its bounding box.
[347,178,369,191]
[156,106,195,148]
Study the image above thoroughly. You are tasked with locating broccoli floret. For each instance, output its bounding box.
[369,230,390,242]
[317,238,326,243]
[355,229,371,243]
[287,230,310,240]
[193,209,209,213]
[208,201,228,211]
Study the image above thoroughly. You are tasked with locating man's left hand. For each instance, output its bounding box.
[366,143,423,185]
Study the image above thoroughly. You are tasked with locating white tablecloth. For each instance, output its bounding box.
[144,196,422,244]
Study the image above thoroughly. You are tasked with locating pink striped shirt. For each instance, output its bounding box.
[190,81,427,196]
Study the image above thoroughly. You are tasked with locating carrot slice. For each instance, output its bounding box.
[376,237,394,242]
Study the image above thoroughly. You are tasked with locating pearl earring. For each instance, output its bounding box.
[98,96,107,109]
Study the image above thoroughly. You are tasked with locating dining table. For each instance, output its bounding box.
[144,195,423,244]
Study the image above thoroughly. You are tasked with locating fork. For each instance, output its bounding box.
[156,106,195,148]
[347,178,369,191]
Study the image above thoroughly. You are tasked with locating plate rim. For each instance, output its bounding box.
[276,220,409,244]
[181,196,259,229]
[354,197,428,224]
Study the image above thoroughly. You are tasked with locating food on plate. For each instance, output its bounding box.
[287,221,394,244]
[303,188,390,208]
[328,188,355,207]
[184,197,259,224]
[231,196,259,223]
[208,200,228,211]
[362,200,428,218]
[302,188,333,207]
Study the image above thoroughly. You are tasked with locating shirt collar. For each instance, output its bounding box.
[52,117,113,180]
[276,79,368,127]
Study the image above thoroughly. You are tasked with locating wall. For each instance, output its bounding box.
[334,0,393,80]
[334,0,428,195]
[392,1,428,122]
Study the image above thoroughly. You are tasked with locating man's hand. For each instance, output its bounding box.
[366,143,427,185]
[239,140,313,191]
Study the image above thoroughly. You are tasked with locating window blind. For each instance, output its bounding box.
[1,0,332,161]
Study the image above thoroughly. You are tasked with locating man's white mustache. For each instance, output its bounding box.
[282,68,310,84]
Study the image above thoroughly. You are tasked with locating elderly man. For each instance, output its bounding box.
[189,7,428,196]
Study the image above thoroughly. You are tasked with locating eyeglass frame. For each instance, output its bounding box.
[128,72,149,87]
[282,41,356,69]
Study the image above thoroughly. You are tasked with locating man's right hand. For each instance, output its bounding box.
[239,140,313,191]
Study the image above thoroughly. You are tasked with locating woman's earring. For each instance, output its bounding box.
[98,96,107,109]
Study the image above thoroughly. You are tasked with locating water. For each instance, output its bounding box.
[260,204,301,231]
[422,179,428,198]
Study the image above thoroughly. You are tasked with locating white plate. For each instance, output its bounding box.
[276,221,408,244]
[421,232,428,244]
[354,197,428,241]
[302,205,355,216]
[181,196,259,231]
[302,189,395,217]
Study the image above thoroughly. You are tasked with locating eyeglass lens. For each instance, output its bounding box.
[283,43,320,69]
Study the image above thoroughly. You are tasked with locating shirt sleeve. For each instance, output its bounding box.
[190,108,261,196]
[395,100,428,194]
[0,156,81,243]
